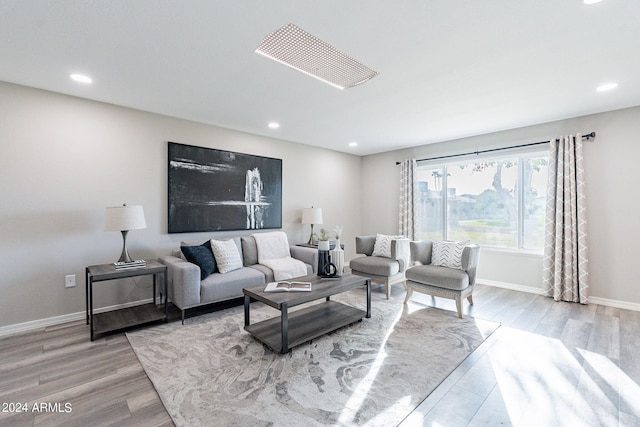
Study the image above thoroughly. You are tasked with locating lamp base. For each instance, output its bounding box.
[307,224,315,245]
[117,230,134,263]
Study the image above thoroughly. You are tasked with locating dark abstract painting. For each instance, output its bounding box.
[168,142,282,233]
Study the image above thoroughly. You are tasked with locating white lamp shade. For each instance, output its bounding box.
[105,205,147,231]
[302,207,323,225]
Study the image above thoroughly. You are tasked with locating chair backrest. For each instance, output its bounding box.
[462,244,481,286]
[355,236,376,256]
[355,235,411,273]
[410,240,481,278]
[410,241,433,265]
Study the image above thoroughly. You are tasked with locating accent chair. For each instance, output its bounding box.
[349,235,410,299]
[404,240,480,318]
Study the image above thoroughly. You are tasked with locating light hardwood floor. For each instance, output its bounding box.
[1,284,638,426]
[399,284,640,427]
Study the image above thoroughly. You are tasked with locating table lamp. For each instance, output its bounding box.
[301,207,323,245]
[105,204,147,263]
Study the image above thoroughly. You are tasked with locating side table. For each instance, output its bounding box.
[86,260,168,341]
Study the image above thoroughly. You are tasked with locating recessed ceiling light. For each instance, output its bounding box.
[349,141,358,147]
[268,122,280,129]
[255,23,378,90]
[584,0,603,4]
[596,82,618,92]
[70,73,92,84]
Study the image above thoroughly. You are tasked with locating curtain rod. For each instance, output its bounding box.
[396,131,596,165]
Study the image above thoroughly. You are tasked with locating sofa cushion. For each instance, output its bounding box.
[431,240,469,270]
[406,264,469,291]
[372,233,404,258]
[210,238,243,274]
[249,264,274,282]
[180,242,216,279]
[200,268,265,302]
[350,256,400,277]
[241,236,259,266]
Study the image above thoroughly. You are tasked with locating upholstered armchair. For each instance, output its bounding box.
[349,235,410,299]
[404,240,480,318]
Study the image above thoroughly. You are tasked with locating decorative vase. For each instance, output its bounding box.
[330,239,344,276]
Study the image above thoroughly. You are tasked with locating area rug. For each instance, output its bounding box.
[127,289,498,427]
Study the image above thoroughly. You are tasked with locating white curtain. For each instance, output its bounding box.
[542,134,589,304]
[399,159,419,240]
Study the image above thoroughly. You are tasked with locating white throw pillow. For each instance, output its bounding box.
[431,240,469,270]
[372,234,404,258]
[210,239,243,274]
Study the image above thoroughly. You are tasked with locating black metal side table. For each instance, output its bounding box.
[85,260,168,341]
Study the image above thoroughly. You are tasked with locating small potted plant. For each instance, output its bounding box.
[317,228,331,250]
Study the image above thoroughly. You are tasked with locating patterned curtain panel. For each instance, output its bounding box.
[543,134,589,304]
[399,159,419,240]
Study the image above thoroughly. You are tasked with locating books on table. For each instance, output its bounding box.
[114,260,146,269]
[264,281,312,292]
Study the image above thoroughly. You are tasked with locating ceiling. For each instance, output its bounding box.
[1,1,639,156]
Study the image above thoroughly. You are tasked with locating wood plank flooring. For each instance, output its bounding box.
[398,284,640,427]
[1,284,638,426]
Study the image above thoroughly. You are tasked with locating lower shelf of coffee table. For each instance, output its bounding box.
[245,300,366,353]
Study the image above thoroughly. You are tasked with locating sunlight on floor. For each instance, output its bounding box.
[406,300,497,340]
[337,304,406,425]
[364,396,413,427]
[486,327,634,426]
[580,348,640,418]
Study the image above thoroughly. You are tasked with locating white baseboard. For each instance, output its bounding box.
[478,278,640,312]
[0,298,154,338]
[477,278,545,295]
[3,281,640,337]
[588,296,640,312]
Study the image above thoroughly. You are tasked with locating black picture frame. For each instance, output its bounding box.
[168,142,282,233]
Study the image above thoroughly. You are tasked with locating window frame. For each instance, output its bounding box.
[416,147,549,254]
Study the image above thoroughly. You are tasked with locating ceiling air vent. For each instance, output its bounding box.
[255,23,378,90]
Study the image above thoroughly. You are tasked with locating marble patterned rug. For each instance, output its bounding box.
[127,289,498,427]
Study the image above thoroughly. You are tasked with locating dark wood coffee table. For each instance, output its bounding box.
[243,274,371,353]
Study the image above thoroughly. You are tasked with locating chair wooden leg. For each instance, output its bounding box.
[467,295,474,305]
[403,286,413,304]
[455,296,463,319]
[386,282,391,299]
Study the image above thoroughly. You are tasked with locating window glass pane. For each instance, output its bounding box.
[417,151,548,252]
[522,157,548,250]
[416,167,444,241]
[447,160,518,248]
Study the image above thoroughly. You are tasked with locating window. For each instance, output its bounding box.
[417,151,548,252]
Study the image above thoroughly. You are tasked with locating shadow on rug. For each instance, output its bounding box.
[127,289,498,427]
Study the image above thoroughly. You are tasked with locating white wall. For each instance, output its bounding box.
[361,106,640,305]
[0,82,362,329]
[2,79,638,331]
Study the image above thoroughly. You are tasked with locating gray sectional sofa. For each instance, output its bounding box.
[159,235,317,322]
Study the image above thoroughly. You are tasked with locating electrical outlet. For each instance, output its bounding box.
[65,274,76,288]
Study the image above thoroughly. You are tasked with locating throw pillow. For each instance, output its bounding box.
[181,242,217,280]
[210,238,243,274]
[431,240,469,270]
[372,233,404,258]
